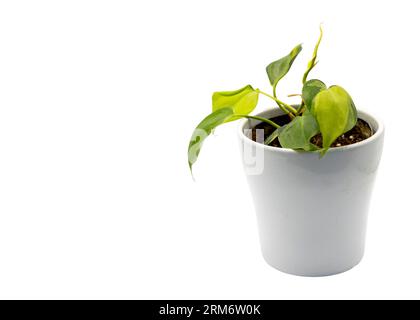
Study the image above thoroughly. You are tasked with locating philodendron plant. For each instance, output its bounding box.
[188,28,357,172]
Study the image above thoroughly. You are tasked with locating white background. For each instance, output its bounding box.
[0,0,418,299]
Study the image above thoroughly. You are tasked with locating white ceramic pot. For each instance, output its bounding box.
[238,108,384,277]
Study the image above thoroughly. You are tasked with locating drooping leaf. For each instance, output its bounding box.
[266,44,302,90]
[302,26,323,84]
[302,79,326,111]
[188,107,234,171]
[189,86,262,173]
[279,110,319,151]
[311,85,357,154]
[212,85,259,116]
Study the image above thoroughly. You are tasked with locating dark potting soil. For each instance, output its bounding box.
[250,114,373,149]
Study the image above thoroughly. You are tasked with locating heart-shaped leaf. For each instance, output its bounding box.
[212,85,259,116]
[302,26,323,83]
[302,79,326,111]
[266,44,302,90]
[311,85,357,153]
[279,110,319,151]
[188,107,234,172]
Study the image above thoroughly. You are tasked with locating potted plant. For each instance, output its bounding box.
[188,28,384,277]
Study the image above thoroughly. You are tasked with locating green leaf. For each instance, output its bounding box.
[266,44,302,89]
[279,111,319,151]
[188,107,234,172]
[302,26,323,84]
[212,85,259,116]
[264,127,285,145]
[311,85,357,154]
[302,79,326,111]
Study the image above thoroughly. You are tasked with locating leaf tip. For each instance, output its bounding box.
[295,43,304,53]
[188,162,196,181]
[319,148,328,158]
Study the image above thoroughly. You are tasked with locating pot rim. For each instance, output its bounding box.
[238,108,384,154]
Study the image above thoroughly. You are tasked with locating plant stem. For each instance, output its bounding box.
[257,90,297,116]
[236,114,280,129]
[272,88,298,115]
[296,102,305,114]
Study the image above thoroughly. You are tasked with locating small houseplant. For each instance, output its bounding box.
[188,28,384,276]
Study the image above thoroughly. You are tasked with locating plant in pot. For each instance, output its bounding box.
[188,28,384,277]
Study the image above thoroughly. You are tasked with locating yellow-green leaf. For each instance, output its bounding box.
[311,85,357,153]
[212,85,259,116]
[302,26,323,84]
